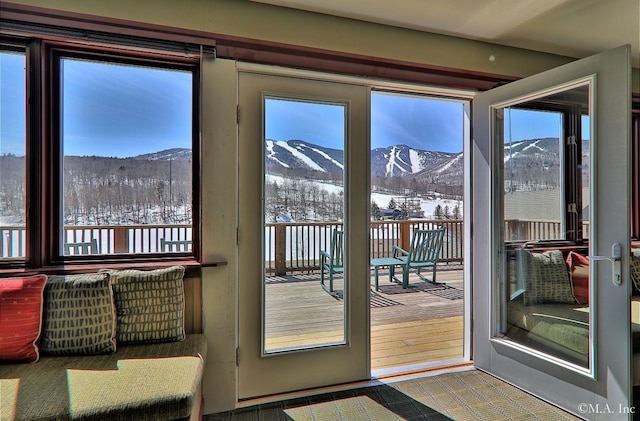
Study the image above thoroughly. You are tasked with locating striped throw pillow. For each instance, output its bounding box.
[104,266,185,344]
[523,249,576,306]
[0,275,48,362]
[41,273,117,355]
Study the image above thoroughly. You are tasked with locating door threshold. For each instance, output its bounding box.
[236,361,474,409]
[373,359,472,381]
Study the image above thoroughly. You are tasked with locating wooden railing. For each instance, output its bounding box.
[0,219,589,269]
[266,219,464,275]
[0,224,192,258]
[504,219,590,241]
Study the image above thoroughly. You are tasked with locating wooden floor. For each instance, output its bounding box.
[264,265,464,372]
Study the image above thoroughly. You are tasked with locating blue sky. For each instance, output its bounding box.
[60,58,192,157]
[1,51,584,157]
[1,52,26,156]
[1,52,192,158]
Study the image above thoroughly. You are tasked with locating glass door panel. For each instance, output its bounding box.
[263,96,346,352]
[499,83,592,369]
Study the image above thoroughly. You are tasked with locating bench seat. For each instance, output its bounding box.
[1,334,207,421]
[508,297,640,369]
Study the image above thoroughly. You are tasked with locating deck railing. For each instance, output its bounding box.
[265,219,464,275]
[1,219,589,271]
[0,224,192,258]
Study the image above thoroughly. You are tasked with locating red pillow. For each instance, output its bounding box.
[566,252,589,305]
[0,275,48,362]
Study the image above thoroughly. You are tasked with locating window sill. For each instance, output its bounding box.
[0,258,227,279]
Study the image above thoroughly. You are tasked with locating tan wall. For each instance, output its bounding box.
[7,0,638,91]
[183,277,203,334]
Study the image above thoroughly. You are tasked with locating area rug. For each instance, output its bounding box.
[205,369,581,420]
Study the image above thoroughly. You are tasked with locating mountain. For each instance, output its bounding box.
[371,144,456,177]
[133,148,192,161]
[265,139,343,173]
[265,139,460,179]
[263,136,590,193]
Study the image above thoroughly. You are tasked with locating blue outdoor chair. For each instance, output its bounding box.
[391,227,445,288]
[320,229,344,293]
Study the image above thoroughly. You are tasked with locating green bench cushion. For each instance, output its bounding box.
[1,334,206,421]
[508,297,640,358]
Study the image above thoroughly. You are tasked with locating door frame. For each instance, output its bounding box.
[236,62,476,399]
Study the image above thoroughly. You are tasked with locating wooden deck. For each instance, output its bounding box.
[264,265,464,372]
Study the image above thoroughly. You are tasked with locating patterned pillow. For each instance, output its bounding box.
[0,275,48,362]
[523,249,576,306]
[566,251,589,305]
[41,273,116,356]
[104,266,185,344]
[630,252,640,296]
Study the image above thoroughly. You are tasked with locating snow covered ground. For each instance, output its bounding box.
[266,173,462,220]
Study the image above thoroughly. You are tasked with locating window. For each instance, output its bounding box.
[0,49,27,261]
[501,85,590,246]
[0,38,199,269]
[57,55,194,256]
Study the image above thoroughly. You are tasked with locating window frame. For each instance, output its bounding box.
[505,99,588,246]
[1,36,201,272]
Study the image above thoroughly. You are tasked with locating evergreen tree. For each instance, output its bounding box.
[452,203,462,219]
[433,204,443,219]
[399,202,409,220]
[371,200,381,220]
[388,198,397,209]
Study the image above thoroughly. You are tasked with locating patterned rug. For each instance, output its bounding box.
[205,369,581,420]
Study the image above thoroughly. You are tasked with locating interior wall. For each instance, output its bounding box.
[6,0,582,79]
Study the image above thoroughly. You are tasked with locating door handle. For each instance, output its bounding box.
[588,243,622,286]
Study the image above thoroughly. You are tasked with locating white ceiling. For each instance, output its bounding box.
[252,0,640,67]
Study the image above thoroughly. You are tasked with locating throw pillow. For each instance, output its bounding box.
[0,275,48,362]
[104,266,185,344]
[630,252,640,296]
[41,273,116,356]
[566,251,590,305]
[523,249,576,306]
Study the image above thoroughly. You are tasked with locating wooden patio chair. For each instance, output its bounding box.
[391,227,445,288]
[161,238,192,252]
[64,238,99,255]
[320,229,344,293]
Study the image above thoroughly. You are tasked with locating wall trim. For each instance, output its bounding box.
[0,1,517,91]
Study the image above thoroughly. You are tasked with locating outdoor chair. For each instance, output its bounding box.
[63,238,99,255]
[391,227,445,288]
[320,229,344,293]
[161,238,192,252]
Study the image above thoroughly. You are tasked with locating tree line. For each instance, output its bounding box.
[0,154,192,226]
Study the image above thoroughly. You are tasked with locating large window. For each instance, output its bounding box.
[0,49,26,261]
[58,55,194,256]
[0,39,199,269]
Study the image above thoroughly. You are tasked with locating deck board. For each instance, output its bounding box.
[264,265,464,370]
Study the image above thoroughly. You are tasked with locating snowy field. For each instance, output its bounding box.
[267,173,462,221]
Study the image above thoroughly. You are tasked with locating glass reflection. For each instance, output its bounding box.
[499,83,592,368]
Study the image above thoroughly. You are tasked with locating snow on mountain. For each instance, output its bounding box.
[265,139,343,173]
[372,144,455,177]
[133,148,192,161]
